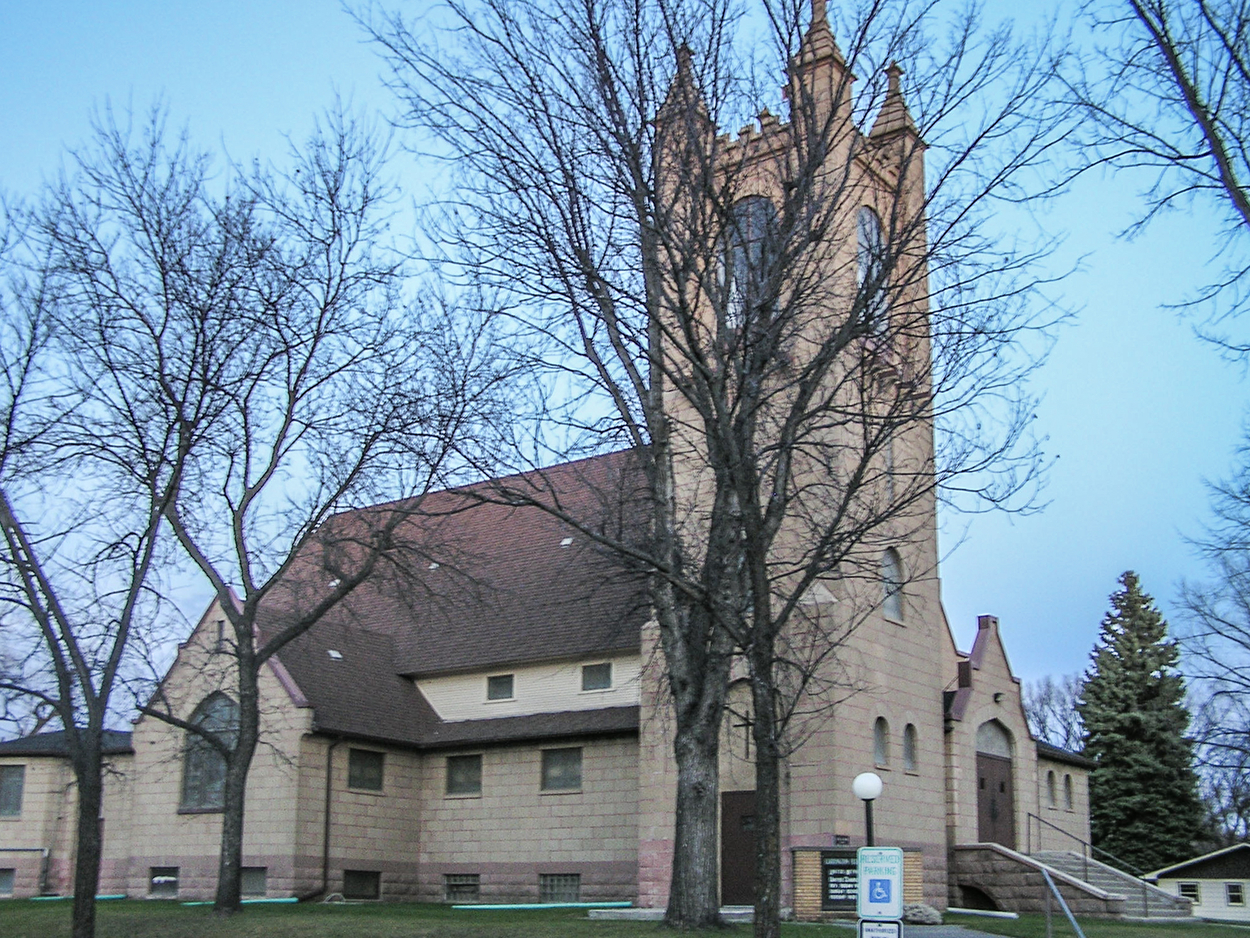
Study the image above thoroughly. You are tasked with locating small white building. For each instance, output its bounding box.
[1148,844,1250,922]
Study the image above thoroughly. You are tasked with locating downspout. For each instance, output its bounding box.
[321,737,343,898]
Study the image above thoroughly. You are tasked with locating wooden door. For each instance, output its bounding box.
[720,790,756,905]
[976,752,1015,849]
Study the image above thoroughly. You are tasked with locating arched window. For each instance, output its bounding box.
[856,206,889,332]
[881,548,904,621]
[874,717,890,767]
[903,723,918,772]
[724,196,779,330]
[181,693,239,811]
[1063,774,1073,811]
[1046,770,1057,807]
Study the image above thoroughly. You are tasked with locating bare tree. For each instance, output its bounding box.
[1181,447,1250,843]
[1023,673,1086,751]
[361,0,1066,931]
[1068,0,1250,347]
[0,167,190,938]
[4,105,505,918]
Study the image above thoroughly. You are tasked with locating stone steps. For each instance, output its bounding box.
[1030,851,1190,918]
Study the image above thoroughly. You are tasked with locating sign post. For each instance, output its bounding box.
[857,846,903,938]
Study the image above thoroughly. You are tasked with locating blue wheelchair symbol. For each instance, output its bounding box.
[868,879,891,904]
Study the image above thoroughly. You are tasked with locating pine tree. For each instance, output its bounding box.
[1078,572,1203,872]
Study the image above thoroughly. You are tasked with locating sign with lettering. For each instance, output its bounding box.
[858,920,901,938]
[856,846,904,920]
[821,849,858,910]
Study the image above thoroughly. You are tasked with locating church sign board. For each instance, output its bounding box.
[821,849,858,910]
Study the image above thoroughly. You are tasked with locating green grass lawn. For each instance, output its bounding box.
[0,901,1246,938]
[944,912,1250,938]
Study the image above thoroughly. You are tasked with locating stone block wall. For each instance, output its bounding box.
[415,734,639,903]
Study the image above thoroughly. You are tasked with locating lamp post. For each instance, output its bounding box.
[852,772,883,847]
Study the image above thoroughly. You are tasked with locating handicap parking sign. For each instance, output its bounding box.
[857,848,903,919]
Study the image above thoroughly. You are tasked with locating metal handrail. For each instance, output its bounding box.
[1042,867,1087,938]
[1026,812,1148,875]
[1025,813,1185,915]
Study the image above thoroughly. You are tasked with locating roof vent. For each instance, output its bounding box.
[428,561,440,570]
[328,578,341,589]
[560,537,574,547]
[327,649,343,660]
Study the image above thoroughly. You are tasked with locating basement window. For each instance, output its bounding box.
[343,869,381,900]
[149,867,179,898]
[240,867,267,897]
[444,873,481,902]
[0,869,13,897]
[539,873,580,902]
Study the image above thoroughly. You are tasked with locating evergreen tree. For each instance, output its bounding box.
[1078,572,1203,872]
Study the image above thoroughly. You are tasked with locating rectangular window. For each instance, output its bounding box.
[347,749,384,791]
[241,867,267,897]
[581,662,612,691]
[486,674,514,700]
[541,747,582,791]
[1227,883,1245,906]
[444,873,481,902]
[539,873,581,902]
[0,765,24,817]
[0,869,14,897]
[1179,882,1200,903]
[149,867,179,898]
[446,754,482,796]
[343,869,381,900]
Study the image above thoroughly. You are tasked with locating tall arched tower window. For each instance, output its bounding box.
[856,206,889,332]
[881,548,904,621]
[725,196,779,329]
[181,692,239,811]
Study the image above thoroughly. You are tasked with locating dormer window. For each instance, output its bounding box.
[486,674,514,700]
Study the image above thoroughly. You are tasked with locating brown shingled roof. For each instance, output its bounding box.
[259,451,650,749]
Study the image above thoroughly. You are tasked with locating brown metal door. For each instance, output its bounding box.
[976,753,1016,849]
[720,790,756,905]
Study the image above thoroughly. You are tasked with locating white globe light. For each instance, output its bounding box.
[852,771,883,801]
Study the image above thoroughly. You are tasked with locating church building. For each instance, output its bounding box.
[0,3,1099,919]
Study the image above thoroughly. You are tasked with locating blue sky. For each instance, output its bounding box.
[1,0,1242,684]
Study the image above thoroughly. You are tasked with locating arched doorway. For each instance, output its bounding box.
[975,720,1015,849]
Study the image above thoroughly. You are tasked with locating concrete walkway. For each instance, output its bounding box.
[589,908,1000,936]
[800,924,998,936]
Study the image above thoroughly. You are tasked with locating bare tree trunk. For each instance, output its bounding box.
[751,665,782,938]
[70,743,103,938]
[667,719,723,926]
[214,650,259,914]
